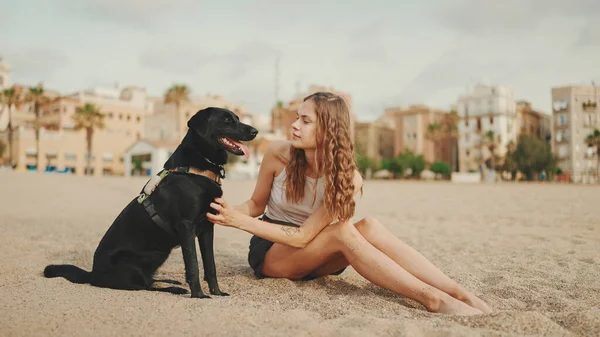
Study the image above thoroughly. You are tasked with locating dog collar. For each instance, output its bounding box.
[170,166,222,186]
[192,149,226,180]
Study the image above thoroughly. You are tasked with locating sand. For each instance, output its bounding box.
[0,171,599,337]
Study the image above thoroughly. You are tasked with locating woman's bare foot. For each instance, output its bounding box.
[462,293,492,314]
[428,293,484,316]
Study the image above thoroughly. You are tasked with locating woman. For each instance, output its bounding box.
[207,92,491,316]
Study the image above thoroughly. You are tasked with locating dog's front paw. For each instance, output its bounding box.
[211,290,229,296]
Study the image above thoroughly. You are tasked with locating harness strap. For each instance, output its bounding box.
[136,166,220,242]
[141,197,178,239]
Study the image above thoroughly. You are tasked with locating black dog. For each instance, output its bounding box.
[44,107,258,298]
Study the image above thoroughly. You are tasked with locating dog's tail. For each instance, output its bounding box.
[43,264,91,284]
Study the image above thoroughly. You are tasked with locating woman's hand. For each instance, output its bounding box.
[207,197,245,228]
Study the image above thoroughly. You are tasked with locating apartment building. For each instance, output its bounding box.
[455,84,518,172]
[516,100,551,142]
[383,104,453,165]
[551,85,600,183]
[354,120,395,166]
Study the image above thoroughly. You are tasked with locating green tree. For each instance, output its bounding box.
[430,161,451,176]
[356,152,375,176]
[509,134,557,180]
[25,83,50,169]
[482,130,501,173]
[426,122,443,162]
[397,151,426,178]
[1,86,24,167]
[72,103,105,175]
[502,141,518,180]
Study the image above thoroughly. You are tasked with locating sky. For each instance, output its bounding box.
[1,0,599,121]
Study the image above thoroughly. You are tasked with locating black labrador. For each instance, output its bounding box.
[44,107,258,298]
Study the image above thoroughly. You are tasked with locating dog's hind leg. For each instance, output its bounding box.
[198,226,228,296]
[91,264,150,291]
[149,286,188,295]
[179,221,209,298]
[152,279,182,285]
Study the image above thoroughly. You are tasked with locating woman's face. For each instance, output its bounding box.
[291,99,318,150]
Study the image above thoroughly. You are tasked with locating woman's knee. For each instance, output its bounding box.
[329,219,362,244]
[354,215,380,234]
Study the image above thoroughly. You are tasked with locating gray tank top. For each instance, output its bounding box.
[265,167,324,226]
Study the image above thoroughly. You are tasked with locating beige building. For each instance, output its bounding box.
[551,85,600,183]
[383,104,452,165]
[516,101,551,142]
[354,121,395,166]
[8,84,150,175]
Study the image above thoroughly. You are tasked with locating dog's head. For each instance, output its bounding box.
[186,107,258,159]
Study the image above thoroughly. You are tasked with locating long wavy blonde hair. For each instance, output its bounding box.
[284,91,358,222]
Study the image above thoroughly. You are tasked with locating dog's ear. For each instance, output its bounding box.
[187,110,210,137]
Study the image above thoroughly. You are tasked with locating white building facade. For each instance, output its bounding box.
[456,84,518,172]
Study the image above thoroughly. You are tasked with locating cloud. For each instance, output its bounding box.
[435,0,599,37]
[4,47,69,83]
[56,0,202,28]
[575,22,600,47]
[139,41,282,78]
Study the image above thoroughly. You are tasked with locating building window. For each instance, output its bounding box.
[490,116,494,124]
[558,144,569,158]
[477,118,482,132]
[126,114,131,121]
[136,116,141,123]
[65,152,77,160]
[556,114,567,126]
[556,131,563,142]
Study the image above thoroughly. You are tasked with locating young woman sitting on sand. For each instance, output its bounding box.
[207,92,491,316]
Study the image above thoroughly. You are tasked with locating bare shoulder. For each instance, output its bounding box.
[265,140,292,164]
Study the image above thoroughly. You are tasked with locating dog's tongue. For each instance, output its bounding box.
[231,140,250,159]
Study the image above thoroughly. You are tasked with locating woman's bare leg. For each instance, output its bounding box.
[350,216,491,314]
[261,220,482,316]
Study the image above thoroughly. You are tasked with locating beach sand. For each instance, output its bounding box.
[1,171,598,336]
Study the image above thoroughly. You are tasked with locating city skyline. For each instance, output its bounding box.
[1,0,599,120]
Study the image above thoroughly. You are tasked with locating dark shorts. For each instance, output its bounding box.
[247,215,346,281]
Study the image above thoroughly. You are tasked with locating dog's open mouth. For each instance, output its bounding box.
[218,137,250,158]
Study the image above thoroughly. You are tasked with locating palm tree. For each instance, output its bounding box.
[585,129,600,179]
[163,84,190,137]
[426,121,443,163]
[25,83,49,170]
[483,130,501,173]
[441,110,459,172]
[72,103,105,175]
[1,86,23,167]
